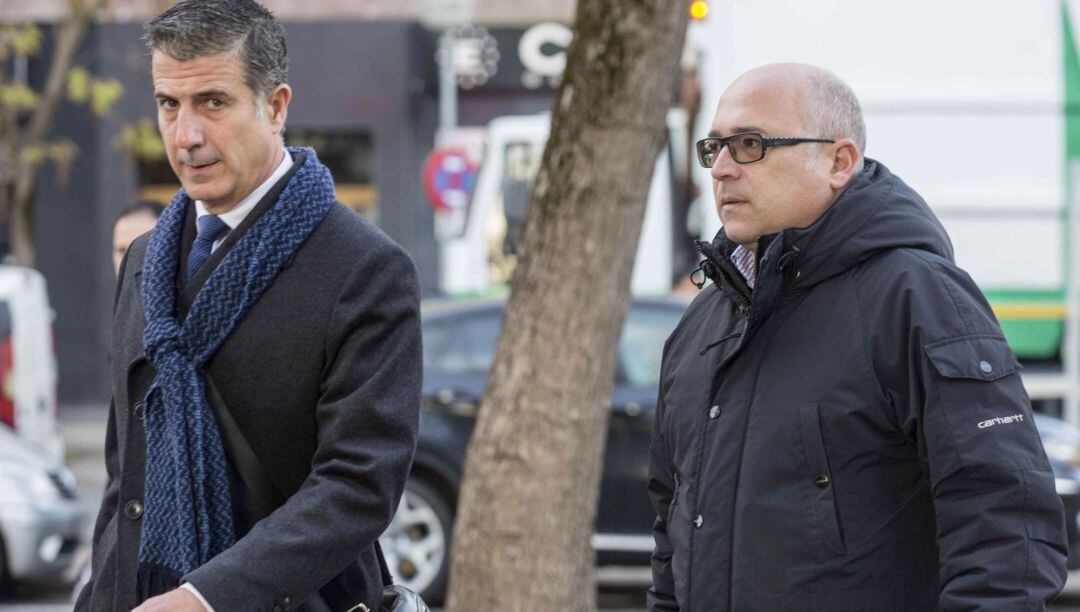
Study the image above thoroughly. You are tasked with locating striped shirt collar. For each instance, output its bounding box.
[730,244,757,290]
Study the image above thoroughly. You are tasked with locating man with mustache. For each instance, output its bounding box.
[76,1,421,610]
[648,63,1068,610]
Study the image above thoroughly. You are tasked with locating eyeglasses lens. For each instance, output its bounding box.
[730,134,763,163]
[697,134,766,167]
[698,139,719,168]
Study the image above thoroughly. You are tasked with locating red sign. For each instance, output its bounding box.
[422,148,477,212]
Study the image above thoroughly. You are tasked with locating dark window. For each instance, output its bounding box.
[424,303,682,386]
[0,301,10,338]
[286,130,377,221]
[424,311,503,375]
[618,306,682,387]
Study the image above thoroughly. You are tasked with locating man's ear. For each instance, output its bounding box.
[266,83,292,134]
[828,138,860,191]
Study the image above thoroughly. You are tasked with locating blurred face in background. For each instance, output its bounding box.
[113,211,160,275]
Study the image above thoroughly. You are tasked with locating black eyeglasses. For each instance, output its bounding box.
[695,133,835,167]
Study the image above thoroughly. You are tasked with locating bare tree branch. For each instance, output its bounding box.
[7,0,107,266]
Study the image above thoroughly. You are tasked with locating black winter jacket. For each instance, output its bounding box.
[647,160,1068,611]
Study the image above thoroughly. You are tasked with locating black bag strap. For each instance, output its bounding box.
[204,375,285,521]
[203,374,395,587]
[373,540,394,586]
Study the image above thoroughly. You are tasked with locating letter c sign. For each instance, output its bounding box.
[518,22,573,89]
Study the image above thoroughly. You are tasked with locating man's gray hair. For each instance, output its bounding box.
[804,71,866,171]
[144,0,288,98]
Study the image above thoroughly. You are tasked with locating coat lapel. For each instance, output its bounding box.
[126,260,156,406]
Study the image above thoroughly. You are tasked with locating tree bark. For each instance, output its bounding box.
[9,0,102,267]
[446,1,691,610]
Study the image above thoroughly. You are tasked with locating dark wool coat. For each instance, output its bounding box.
[648,160,1068,611]
[77,152,422,612]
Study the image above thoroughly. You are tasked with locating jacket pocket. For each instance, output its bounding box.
[665,470,690,602]
[924,334,1021,382]
[797,402,846,559]
[666,471,680,526]
[923,335,1048,477]
[665,471,686,559]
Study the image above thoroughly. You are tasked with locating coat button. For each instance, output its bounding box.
[814,474,830,489]
[133,401,145,420]
[709,405,721,419]
[693,515,703,528]
[124,499,144,520]
[979,360,993,374]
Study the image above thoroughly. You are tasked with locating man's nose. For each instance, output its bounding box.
[173,107,204,150]
[710,144,739,181]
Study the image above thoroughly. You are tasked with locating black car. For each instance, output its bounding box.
[1032,413,1080,569]
[376,297,1080,603]
[376,296,686,602]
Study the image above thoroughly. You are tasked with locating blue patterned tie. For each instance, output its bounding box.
[186,215,230,279]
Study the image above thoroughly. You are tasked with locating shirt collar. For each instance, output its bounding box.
[195,149,293,229]
[730,244,757,290]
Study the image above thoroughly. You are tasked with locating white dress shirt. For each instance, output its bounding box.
[178,148,292,612]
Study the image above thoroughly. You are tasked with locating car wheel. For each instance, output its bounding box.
[378,477,453,604]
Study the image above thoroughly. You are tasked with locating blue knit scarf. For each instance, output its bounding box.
[137,147,335,599]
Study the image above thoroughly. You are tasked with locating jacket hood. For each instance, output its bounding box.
[706,158,953,291]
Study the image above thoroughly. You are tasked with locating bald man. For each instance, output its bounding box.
[647,64,1067,611]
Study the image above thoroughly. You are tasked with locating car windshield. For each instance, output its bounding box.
[423,302,684,387]
[619,307,682,387]
[423,311,503,376]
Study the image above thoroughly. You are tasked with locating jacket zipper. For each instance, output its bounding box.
[694,240,752,315]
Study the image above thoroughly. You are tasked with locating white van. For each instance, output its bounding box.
[0,266,62,462]
[436,111,684,297]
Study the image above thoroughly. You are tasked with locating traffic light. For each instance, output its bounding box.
[690,0,709,20]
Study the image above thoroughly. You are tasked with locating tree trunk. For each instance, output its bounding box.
[446,1,690,610]
[9,0,100,267]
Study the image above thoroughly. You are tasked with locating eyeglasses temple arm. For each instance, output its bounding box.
[763,137,836,145]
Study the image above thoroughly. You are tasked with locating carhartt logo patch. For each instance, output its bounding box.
[978,414,1024,429]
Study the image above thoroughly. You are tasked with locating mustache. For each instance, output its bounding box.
[176,152,220,167]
